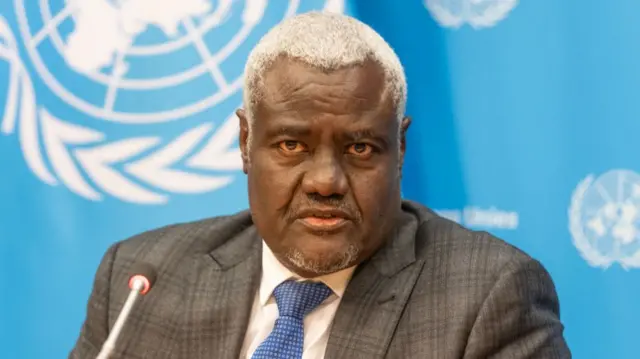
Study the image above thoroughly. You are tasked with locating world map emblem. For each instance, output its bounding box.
[569,169,640,270]
[0,0,345,205]
[424,0,518,29]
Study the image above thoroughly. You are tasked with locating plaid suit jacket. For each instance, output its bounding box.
[69,200,571,358]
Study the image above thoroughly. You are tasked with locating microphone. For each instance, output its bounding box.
[96,263,157,359]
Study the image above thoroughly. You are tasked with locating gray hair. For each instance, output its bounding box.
[242,12,407,134]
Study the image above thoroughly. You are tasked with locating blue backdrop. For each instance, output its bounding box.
[2,1,639,358]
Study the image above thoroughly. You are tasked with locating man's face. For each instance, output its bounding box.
[238,57,410,278]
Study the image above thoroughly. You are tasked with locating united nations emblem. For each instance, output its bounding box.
[0,0,344,205]
[424,0,518,29]
[569,169,640,270]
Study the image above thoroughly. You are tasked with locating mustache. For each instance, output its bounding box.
[286,195,362,222]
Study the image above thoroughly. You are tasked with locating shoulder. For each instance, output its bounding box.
[406,200,538,273]
[402,200,563,330]
[105,209,255,278]
[403,200,555,302]
[399,205,569,356]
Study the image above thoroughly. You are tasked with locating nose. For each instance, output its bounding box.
[301,148,348,197]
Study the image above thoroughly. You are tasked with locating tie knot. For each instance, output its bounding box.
[272,280,333,319]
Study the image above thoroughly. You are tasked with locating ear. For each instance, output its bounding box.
[237,109,250,174]
[399,116,411,169]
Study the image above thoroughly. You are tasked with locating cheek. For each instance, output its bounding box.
[248,152,300,211]
[351,168,399,220]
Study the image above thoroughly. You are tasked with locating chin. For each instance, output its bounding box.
[283,241,360,276]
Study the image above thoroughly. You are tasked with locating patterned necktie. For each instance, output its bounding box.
[251,280,333,359]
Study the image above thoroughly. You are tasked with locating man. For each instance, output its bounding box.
[70,12,571,359]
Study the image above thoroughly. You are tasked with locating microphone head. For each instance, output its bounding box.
[127,263,157,295]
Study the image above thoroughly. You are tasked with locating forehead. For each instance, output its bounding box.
[257,56,392,120]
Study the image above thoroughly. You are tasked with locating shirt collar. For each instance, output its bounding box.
[259,240,357,306]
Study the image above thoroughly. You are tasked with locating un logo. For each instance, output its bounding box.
[0,0,344,205]
[424,0,518,29]
[569,169,640,270]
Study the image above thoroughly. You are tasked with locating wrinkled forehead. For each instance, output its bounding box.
[258,56,393,118]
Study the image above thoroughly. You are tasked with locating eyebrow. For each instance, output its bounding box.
[343,129,381,142]
[263,123,390,147]
[265,125,312,138]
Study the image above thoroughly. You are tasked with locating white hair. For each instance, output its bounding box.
[242,11,407,130]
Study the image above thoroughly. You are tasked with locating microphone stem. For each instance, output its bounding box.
[96,281,144,359]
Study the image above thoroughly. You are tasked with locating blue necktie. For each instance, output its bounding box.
[251,280,333,359]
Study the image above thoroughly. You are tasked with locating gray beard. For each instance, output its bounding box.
[284,243,361,276]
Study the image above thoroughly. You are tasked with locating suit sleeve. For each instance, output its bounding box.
[463,257,572,359]
[68,242,120,359]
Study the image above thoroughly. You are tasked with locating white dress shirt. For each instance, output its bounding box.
[239,241,356,359]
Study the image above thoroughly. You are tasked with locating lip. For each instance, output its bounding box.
[296,208,353,220]
[295,208,353,233]
[296,217,350,233]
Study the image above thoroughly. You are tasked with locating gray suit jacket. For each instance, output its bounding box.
[69,200,571,358]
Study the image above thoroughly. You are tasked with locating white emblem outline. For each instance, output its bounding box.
[424,0,518,29]
[569,171,640,270]
[0,1,346,204]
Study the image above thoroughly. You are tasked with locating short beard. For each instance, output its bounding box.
[284,243,360,277]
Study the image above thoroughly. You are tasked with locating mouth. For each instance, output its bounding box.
[295,208,353,233]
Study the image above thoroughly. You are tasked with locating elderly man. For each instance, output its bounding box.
[70,12,571,359]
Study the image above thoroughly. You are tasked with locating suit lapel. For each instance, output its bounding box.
[176,226,262,359]
[325,213,425,359]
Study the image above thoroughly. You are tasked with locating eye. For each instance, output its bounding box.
[278,140,306,153]
[346,143,374,157]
